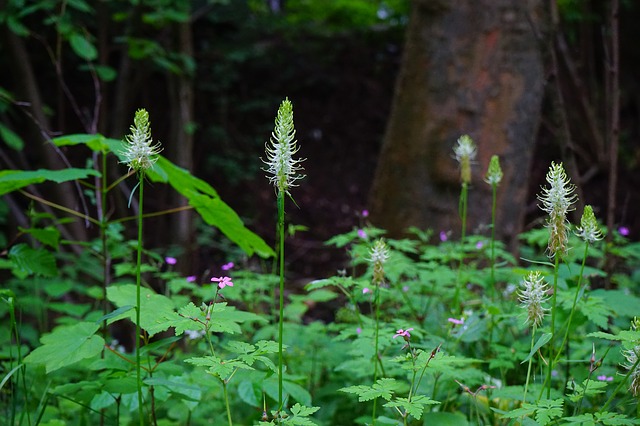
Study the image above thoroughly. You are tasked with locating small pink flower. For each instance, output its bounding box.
[597,375,614,382]
[393,328,413,339]
[165,256,177,265]
[357,229,367,239]
[186,275,197,283]
[362,210,369,218]
[619,226,630,237]
[402,285,409,292]
[356,327,362,335]
[440,231,448,242]
[221,262,234,271]
[211,276,234,289]
[476,241,484,249]
[448,317,464,326]
[362,287,371,294]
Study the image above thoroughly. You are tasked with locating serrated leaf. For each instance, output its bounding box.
[106,284,175,336]
[24,322,104,373]
[19,226,60,249]
[8,244,57,277]
[340,378,401,402]
[384,395,439,420]
[283,403,320,425]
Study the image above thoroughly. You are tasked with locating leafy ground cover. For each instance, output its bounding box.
[2,104,640,426]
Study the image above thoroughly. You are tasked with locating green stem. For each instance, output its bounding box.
[372,283,382,426]
[453,182,468,312]
[277,192,285,415]
[523,326,537,404]
[136,176,145,425]
[489,183,497,297]
[555,242,590,367]
[223,381,233,426]
[546,256,560,399]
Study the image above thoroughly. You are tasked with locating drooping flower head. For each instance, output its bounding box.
[369,238,390,286]
[454,135,477,184]
[122,109,162,173]
[485,155,503,186]
[263,98,305,196]
[537,162,578,259]
[575,205,603,244]
[518,271,549,328]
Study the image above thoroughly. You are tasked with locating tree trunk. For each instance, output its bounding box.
[369,0,545,250]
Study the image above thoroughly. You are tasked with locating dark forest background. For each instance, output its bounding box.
[1,0,639,280]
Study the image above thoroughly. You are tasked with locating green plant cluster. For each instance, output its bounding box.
[2,110,640,426]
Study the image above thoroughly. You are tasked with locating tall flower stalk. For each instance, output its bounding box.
[370,239,390,426]
[537,162,577,398]
[263,98,304,417]
[485,155,503,297]
[518,271,549,403]
[555,205,603,367]
[121,108,161,425]
[452,135,476,311]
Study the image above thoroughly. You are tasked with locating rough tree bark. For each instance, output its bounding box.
[369,0,545,250]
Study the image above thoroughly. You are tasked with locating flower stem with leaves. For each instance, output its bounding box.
[121,109,161,425]
[452,135,476,311]
[263,98,304,417]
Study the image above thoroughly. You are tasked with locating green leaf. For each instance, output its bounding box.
[340,378,402,402]
[283,403,320,425]
[588,330,640,343]
[0,168,100,196]
[383,395,439,420]
[106,284,175,336]
[0,122,24,151]
[19,226,60,249]
[284,380,312,407]
[8,243,57,277]
[521,333,552,364]
[147,156,274,258]
[421,412,469,426]
[24,322,104,373]
[69,33,97,61]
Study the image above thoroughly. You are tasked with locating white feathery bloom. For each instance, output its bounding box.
[454,135,477,184]
[263,98,305,195]
[575,205,603,244]
[121,109,162,172]
[518,271,549,328]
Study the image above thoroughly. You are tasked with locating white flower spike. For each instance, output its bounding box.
[122,109,162,173]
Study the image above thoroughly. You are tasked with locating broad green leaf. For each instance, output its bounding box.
[8,243,57,277]
[284,380,312,407]
[106,284,175,336]
[52,134,112,152]
[69,33,97,61]
[0,168,100,195]
[588,330,640,343]
[0,122,24,150]
[19,226,60,249]
[521,333,552,364]
[422,412,469,426]
[24,322,104,373]
[147,156,274,258]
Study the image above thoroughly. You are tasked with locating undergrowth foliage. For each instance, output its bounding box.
[1,106,640,426]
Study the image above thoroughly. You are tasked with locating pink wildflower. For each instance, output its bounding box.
[357,229,367,239]
[619,226,630,237]
[186,275,197,283]
[165,256,177,265]
[440,231,448,242]
[448,317,464,326]
[221,262,234,271]
[362,210,369,218]
[211,276,234,289]
[393,328,413,339]
[597,375,614,382]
